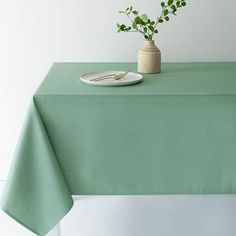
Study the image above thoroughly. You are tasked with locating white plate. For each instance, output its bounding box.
[80,71,143,86]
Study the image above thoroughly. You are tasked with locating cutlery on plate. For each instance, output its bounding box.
[90,71,129,82]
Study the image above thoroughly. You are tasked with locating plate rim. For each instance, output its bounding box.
[80,71,143,87]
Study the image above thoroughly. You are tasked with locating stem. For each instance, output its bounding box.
[151,6,166,38]
[127,14,133,23]
[126,30,139,33]
[127,13,145,35]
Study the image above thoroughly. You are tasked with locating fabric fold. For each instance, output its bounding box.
[0,98,73,236]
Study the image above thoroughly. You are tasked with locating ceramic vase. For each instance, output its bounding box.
[138,40,161,74]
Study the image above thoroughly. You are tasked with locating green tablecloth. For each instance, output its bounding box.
[1,62,236,235]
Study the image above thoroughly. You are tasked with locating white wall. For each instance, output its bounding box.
[0,0,236,235]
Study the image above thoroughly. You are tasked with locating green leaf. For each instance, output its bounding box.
[168,0,174,5]
[165,16,169,21]
[171,5,176,10]
[135,16,142,24]
[158,18,164,23]
[181,2,186,6]
[148,25,154,31]
[140,21,146,26]
[132,22,137,29]
[120,24,126,31]
[176,1,181,7]
[154,29,158,33]
[161,2,165,7]
[164,9,169,16]
[142,14,148,21]
[151,21,155,25]
[144,35,149,40]
[144,27,147,33]
[133,10,138,15]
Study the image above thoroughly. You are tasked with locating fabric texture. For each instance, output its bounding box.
[1,62,236,235]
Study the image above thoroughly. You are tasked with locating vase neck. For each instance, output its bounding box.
[143,40,159,51]
[144,40,155,46]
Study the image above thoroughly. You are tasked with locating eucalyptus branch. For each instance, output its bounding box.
[127,14,133,23]
[117,0,187,41]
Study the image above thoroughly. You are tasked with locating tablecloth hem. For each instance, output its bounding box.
[1,200,74,236]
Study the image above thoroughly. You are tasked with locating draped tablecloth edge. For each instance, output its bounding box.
[0,98,74,235]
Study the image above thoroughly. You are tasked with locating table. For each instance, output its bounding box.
[1,62,236,235]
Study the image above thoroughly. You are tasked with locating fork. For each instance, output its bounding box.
[91,71,129,82]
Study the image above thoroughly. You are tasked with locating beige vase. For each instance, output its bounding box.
[138,40,161,74]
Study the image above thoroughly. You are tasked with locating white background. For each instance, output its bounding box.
[0,0,236,235]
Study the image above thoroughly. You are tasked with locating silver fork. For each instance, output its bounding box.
[91,71,129,82]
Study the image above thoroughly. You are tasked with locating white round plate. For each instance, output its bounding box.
[80,71,143,86]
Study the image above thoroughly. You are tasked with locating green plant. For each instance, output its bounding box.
[117,0,187,41]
